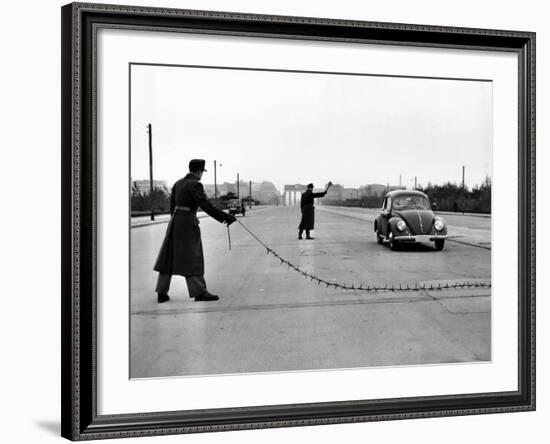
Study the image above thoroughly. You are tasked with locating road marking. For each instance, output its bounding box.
[447,238,491,250]
[318,207,491,249]
[132,292,490,316]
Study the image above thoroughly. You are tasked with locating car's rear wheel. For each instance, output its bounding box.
[388,232,399,251]
[434,239,445,250]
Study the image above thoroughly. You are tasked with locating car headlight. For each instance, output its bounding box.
[434,218,445,231]
[397,220,406,231]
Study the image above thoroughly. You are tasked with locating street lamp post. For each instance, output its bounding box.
[147,123,155,221]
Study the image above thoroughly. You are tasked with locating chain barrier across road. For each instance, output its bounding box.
[235,219,491,293]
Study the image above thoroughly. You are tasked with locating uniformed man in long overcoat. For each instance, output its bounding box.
[153,159,236,303]
[298,181,332,240]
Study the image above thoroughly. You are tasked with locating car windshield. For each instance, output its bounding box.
[392,195,430,210]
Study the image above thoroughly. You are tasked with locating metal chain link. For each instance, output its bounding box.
[235,219,491,292]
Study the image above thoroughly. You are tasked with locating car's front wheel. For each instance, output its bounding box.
[434,239,445,251]
[375,225,383,244]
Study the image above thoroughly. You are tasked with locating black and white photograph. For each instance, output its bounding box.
[0,0,543,443]
[129,63,493,378]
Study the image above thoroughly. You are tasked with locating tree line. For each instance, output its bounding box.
[131,189,170,215]
[323,176,492,214]
[131,190,258,216]
[418,177,491,213]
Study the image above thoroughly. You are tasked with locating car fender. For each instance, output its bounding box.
[433,215,448,236]
[388,215,411,236]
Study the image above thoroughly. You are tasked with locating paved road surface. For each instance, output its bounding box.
[130,205,490,378]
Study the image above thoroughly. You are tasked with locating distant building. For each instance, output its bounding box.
[131,179,169,196]
[250,181,262,195]
[202,182,235,198]
[221,182,237,196]
[323,184,343,202]
[342,188,360,200]
[389,185,406,192]
[203,180,280,204]
[255,181,279,204]
[202,183,216,197]
[283,184,307,206]
[363,184,387,197]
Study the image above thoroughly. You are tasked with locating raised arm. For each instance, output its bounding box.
[312,181,332,198]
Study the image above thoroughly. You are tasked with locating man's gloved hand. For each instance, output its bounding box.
[225,214,237,226]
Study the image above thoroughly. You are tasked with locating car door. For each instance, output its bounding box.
[381,196,392,237]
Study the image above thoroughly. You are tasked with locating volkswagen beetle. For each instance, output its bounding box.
[374,190,447,250]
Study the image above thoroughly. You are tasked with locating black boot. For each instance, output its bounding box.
[157,293,170,303]
[195,291,219,301]
[298,229,303,240]
[306,230,314,240]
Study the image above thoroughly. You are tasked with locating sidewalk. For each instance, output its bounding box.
[131,206,271,228]
[131,213,198,228]
[434,210,491,218]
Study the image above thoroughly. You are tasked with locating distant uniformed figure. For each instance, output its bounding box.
[240,198,246,217]
[153,159,236,303]
[298,181,332,240]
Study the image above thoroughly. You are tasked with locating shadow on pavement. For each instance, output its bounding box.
[35,420,59,436]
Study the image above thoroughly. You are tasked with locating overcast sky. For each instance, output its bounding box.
[130,64,492,192]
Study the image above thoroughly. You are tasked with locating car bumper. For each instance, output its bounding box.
[394,234,447,242]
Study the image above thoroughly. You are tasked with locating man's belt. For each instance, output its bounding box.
[174,205,194,213]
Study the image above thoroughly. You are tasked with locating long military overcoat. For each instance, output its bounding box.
[298,189,327,230]
[154,173,228,276]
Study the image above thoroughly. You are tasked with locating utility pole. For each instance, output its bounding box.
[147,123,155,221]
[249,180,252,209]
[237,173,240,198]
[414,176,417,190]
[214,160,218,201]
[462,165,466,215]
[399,174,402,188]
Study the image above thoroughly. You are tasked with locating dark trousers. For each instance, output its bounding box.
[298,229,311,238]
[155,274,207,298]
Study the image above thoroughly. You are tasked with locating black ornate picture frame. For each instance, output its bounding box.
[61,2,535,440]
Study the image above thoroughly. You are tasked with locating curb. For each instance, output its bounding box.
[131,214,207,229]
